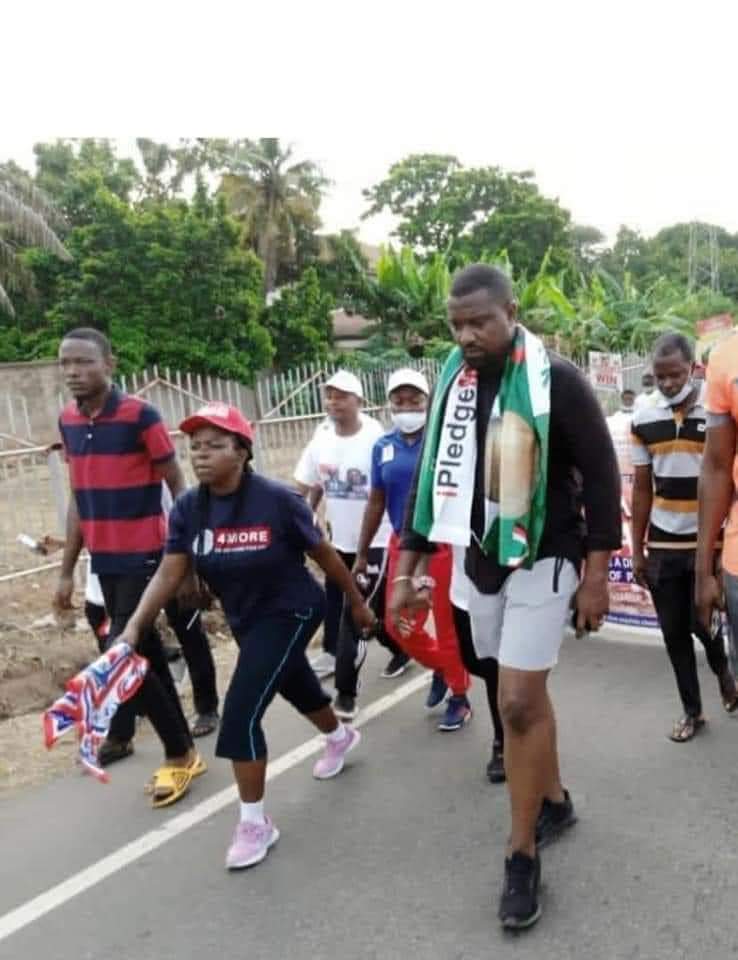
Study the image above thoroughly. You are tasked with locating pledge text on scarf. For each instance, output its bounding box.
[436,368,477,498]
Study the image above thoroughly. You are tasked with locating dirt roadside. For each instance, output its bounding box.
[0,570,326,797]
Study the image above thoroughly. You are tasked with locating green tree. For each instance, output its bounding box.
[352,245,451,344]
[362,154,575,275]
[14,178,272,379]
[34,139,140,226]
[598,222,738,300]
[135,138,231,202]
[0,162,72,317]
[264,266,334,369]
[219,139,328,292]
[312,230,370,307]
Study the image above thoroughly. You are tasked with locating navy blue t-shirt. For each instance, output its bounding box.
[370,428,424,535]
[166,473,324,635]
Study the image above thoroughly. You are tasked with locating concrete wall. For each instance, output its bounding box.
[0,360,64,444]
[0,360,259,446]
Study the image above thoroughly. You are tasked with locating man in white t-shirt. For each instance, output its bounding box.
[634,371,659,412]
[294,370,407,715]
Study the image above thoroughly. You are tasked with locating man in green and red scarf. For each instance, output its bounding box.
[389,264,621,930]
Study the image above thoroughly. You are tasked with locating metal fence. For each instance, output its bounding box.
[0,353,649,584]
[253,358,441,481]
[0,394,34,451]
[255,358,442,421]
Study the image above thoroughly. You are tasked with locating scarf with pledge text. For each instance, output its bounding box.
[412,325,550,569]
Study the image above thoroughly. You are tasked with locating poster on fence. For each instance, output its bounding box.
[588,351,623,393]
[696,314,735,363]
[604,410,660,633]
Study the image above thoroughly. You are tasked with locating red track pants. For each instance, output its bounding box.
[385,533,469,695]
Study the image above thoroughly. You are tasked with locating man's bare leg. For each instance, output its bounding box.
[499,666,560,855]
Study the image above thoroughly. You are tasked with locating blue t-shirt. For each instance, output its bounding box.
[370,428,424,535]
[166,473,324,635]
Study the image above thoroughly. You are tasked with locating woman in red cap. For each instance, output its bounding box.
[117,403,375,870]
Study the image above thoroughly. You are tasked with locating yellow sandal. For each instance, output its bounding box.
[150,765,193,808]
[144,753,207,796]
[188,753,208,779]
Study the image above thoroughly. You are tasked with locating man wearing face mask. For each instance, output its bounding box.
[607,389,636,431]
[631,333,738,744]
[634,371,659,412]
[354,369,472,732]
[294,370,404,716]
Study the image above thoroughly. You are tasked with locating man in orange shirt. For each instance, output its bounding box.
[696,333,738,645]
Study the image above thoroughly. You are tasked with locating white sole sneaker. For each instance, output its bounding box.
[313,728,362,780]
[226,825,280,870]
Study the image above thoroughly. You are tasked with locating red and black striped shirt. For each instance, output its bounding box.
[58,387,175,575]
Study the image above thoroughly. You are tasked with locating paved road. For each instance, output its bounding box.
[2,634,738,960]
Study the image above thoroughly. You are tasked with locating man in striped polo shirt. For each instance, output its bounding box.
[53,328,199,786]
[631,332,737,743]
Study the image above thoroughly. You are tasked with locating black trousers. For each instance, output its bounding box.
[332,548,403,696]
[647,549,728,718]
[216,606,330,761]
[87,596,219,717]
[99,574,192,756]
[164,600,219,716]
[452,604,504,746]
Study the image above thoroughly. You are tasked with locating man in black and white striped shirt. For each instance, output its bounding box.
[631,332,737,743]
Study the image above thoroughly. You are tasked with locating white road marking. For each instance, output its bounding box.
[0,670,431,944]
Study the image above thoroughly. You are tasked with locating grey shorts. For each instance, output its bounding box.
[464,557,579,671]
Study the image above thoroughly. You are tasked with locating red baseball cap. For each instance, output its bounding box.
[179,402,254,443]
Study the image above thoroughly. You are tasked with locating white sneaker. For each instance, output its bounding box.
[310,651,336,679]
[225,817,280,870]
[313,727,361,779]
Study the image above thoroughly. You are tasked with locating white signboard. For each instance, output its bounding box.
[588,351,623,393]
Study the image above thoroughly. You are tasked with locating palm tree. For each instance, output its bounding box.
[219,139,327,292]
[0,164,72,317]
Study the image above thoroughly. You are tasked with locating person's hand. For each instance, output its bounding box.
[388,577,431,635]
[197,579,215,611]
[39,535,66,556]
[53,574,75,612]
[573,574,609,637]
[177,572,202,609]
[632,549,648,588]
[350,599,376,634]
[696,571,723,634]
[351,554,368,582]
[115,623,143,653]
[52,573,76,629]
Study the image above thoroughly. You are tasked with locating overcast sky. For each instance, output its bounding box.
[5,0,738,247]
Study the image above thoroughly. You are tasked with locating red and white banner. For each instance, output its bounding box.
[588,351,623,393]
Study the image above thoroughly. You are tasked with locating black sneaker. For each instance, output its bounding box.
[498,851,541,930]
[98,738,134,767]
[334,693,358,721]
[536,789,577,849]
[381,652,411,679]
[486,742,506,783]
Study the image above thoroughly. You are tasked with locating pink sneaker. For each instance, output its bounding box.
[225,816,279,870]
[313,726,361,780]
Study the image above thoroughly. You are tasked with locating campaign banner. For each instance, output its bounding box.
[696,313,734,364]
[604,410,660,632]
[588,351,623,393]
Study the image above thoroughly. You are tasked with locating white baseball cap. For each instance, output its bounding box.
[324,370,364,399]
[387,368,430,397]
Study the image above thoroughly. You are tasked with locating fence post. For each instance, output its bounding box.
[47,449,68,532]
[6,395,16,438]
